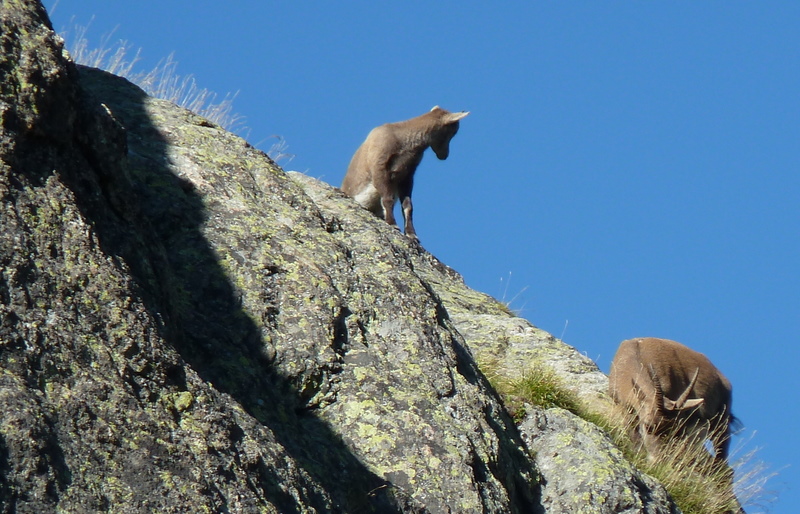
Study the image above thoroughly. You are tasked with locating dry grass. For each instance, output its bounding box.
[637,422,742,513]
[601,404,780,513]
[60,19,242,131]
[498,272,528,316]
[57,18,293,164]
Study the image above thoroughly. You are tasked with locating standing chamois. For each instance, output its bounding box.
[341,106,469,241]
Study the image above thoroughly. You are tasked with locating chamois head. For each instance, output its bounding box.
[428,106,469,160]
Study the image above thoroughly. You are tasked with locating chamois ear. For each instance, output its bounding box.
[445,111,470,123]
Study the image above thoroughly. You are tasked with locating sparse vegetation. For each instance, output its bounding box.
[58,18,293,164]
[498,272,528,316]
[480,359,777,513]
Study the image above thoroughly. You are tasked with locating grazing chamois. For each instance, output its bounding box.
[341,106,469,241]
[609,337,744,513]
[608,337,737,463]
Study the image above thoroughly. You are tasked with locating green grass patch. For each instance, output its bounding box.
[480,358,582,423]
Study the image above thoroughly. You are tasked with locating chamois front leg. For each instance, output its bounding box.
[401,196,417,241]
[398,178,417,241]
[380,194,398,228]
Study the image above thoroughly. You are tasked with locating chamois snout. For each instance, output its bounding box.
[433,145,449,160]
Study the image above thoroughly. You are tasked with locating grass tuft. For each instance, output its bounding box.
[133,54,245,132]
[498,272,528,316]
[60,19,243,132]
[481,358,581,423]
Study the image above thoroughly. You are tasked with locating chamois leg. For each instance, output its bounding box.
[381,195,398,228]
[713,422,732,462]
[401,196,417,241]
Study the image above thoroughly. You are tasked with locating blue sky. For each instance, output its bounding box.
[49,2,797,510]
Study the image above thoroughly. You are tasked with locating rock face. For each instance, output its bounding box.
[0,1,680,512]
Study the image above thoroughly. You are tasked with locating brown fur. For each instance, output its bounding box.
[609,337,735,462]
[341,106,469,241]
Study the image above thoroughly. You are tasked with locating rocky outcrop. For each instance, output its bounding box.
[0,1,680,512]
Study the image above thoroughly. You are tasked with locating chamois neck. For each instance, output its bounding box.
[389,118,437,150]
